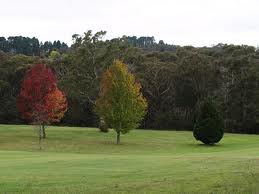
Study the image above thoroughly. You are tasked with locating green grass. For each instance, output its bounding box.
[1,124,259,194]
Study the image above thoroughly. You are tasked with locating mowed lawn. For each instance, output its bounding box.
[1,125,259,194]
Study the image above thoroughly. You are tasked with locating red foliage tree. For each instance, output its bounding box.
[44,88,68,123]
[17,64,67,140]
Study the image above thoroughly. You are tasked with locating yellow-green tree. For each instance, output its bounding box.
[95,60,147,144]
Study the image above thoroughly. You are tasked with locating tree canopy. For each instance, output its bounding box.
[95,60,147,144]
[17,64,67,140]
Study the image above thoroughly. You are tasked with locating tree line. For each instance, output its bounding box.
[0,36,68,56]
[16,60,222,145]
[1,30,259,134]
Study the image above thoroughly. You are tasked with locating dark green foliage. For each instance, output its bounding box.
[193,99,224,144]
[0,36,40,56]
[0,52,40,124]
[124,36,177,52]
[0,36,68,56]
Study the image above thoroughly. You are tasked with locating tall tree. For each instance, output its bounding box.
[17,64,67,145]
[95,60,147,144]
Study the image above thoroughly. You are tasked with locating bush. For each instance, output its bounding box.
[99,118,109,133]
[193,99,224,145]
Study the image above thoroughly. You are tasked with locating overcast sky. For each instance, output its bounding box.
[1,0,259,47]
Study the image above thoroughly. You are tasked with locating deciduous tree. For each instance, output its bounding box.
[95,60,147,144]
[17,64,67,146]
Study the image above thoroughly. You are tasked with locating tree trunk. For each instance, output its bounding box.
[39,125,43,150]
[42,123,46,139]
[116,130,121,144]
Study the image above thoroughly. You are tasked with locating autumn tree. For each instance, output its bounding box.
[95,60,147,144]
[17,64,67,145]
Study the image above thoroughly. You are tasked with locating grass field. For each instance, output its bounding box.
[0,124,259,193]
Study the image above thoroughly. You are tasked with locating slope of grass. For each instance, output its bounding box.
[0,124,259,193]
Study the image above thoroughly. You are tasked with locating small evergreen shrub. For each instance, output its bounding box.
[193,99,224,145]
[99,118,109,133]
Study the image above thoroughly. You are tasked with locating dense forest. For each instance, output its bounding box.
[1,30,259,134]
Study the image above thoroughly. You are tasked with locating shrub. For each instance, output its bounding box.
[99,118,109,133]
[193,99,224,145]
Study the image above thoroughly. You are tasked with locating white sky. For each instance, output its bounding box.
[1,0,259,47]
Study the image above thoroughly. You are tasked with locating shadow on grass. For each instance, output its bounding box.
[96,140,140,146]
[186,142,223,149]
[196,143,222,147]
